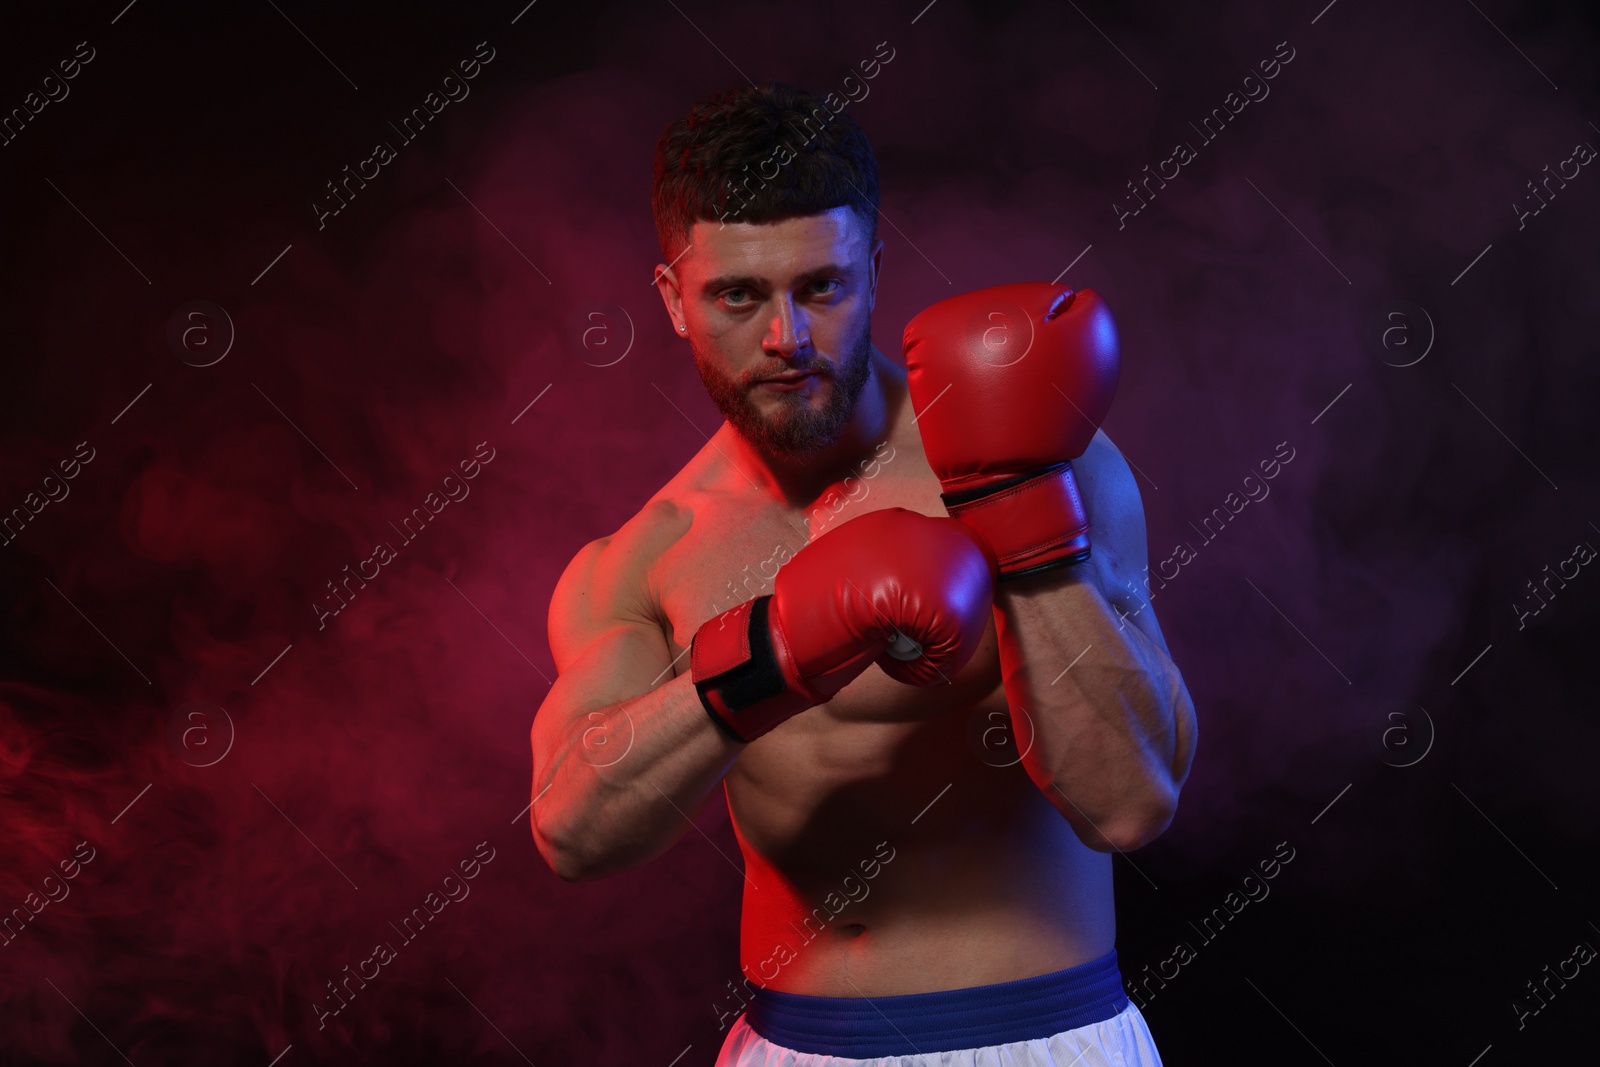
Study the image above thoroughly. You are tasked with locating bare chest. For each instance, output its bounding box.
[653,445,1000,704]
[649,448,1007,843]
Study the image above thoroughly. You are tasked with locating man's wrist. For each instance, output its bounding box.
[690,595,816,743]
[940,463,1092,578]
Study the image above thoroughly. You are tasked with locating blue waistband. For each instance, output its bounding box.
[747,949,1128,1057]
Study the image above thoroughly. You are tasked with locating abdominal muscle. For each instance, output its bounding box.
[721,667,1118,997]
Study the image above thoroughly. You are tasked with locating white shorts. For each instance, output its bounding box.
[714,950,1163,1067]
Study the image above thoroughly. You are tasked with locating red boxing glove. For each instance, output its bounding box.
[691,507,996,743]
[902,282,1120,578]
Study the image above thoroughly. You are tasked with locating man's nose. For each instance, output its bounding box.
[763,297,811,357]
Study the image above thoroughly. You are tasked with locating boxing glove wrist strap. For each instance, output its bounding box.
[940,463,1091,579]
[690,596,821,743]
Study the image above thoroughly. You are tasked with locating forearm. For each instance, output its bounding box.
[532,672,743,881]
[993,568,1194,852]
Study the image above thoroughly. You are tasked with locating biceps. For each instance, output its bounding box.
[532,619,675,758]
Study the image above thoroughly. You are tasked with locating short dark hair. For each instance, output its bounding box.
[651,82,880,265]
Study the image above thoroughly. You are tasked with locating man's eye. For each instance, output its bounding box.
[722,289,750,306]
[811,280,841,295]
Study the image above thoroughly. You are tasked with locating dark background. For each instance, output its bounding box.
[1,0,1597,1063]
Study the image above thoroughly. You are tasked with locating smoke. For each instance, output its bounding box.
[0,0,1595,1062]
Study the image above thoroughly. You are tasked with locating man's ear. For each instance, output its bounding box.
[867,237,885,312]
[654,262,685,333]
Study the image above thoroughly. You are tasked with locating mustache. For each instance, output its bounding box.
[745,359,834,386]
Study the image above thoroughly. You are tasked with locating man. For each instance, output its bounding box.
[530,82,1196,1065]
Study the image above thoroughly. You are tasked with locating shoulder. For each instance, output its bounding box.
[546,494,691,670]
[549,438,721,630]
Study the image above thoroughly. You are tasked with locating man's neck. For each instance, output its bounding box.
[720,347,905,508]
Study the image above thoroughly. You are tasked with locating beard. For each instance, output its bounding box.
[692,321,874,458]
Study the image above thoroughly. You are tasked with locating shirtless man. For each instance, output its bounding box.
[530,82,1197,1066]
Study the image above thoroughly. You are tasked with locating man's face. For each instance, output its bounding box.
[663,208,880,458]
